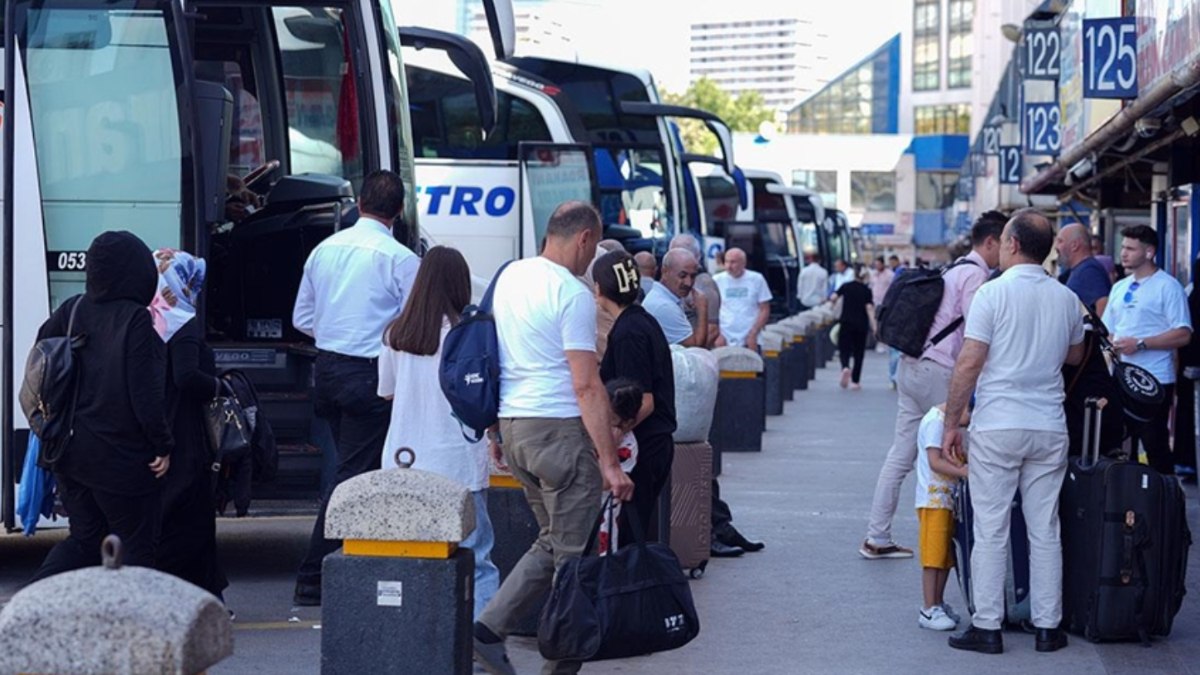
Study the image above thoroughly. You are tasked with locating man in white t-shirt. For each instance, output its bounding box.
[474,201,634,675]
[713,248,772,349]
[1102,224,1193,475]
[941,209,1085,656]
[797,253,830,311]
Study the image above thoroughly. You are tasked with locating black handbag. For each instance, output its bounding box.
[204,379,252,463]
[537,497,700,662]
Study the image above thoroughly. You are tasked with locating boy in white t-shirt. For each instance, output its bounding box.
[915,404,969,631]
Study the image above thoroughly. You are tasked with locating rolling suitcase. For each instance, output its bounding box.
[668,441,712,578]
[952,479,1033,629]
[1060,397,1191,643]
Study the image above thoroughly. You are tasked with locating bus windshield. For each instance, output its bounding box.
[18,1,185,307]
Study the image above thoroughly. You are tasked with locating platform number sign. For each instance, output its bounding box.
[1083,17,1138,98]
[1024,102,1061,155]
[999,146,1022,185]
[982,125,1000,156]
[1024,26,1061,81]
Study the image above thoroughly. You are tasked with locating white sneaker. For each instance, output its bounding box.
[919,605,957,631]
[940,603,962,624]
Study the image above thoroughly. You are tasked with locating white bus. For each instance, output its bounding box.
[0,0,496,529]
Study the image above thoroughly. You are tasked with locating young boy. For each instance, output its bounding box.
[916,403,969,631]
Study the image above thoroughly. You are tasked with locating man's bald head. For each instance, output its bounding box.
[725,247,748,277]
[669,234,702,263]
[634,251,657,280]
[1055,222,1091,269]
[661,248,700,298]
[1002,208,1055,269]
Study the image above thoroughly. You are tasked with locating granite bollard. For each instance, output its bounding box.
[758,329,786,416]
[780,317,811,391]
[708,346,766,453]
[322,449,475,675]
[0,535,233,675]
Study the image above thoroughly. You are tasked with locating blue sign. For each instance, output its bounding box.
[1083,17,1138,99]
[982,125,1001,156]
[861,223,894,235]
[1023,102,1061,155]
[999,146,1022,185]
[1023,26,1061,81]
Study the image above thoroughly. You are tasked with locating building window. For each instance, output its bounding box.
[914,104,971,135]
[792,170,838,207]
[915,171,957,210]
[948,0,973,88]
[913,0,940,91]
[850,171,896,212]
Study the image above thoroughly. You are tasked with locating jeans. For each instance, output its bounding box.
[296,354,390,587]
[838,325,868,384]
[32,473,161,582]
[479,417,602,675]
[888,347,901,383]
[968,428,1068,630]
[463,489,500,621]
[866,358,951,546]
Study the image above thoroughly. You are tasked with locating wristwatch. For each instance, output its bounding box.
[1136,339,1148,352]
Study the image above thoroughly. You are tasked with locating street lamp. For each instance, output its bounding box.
[1001,24,1022,43]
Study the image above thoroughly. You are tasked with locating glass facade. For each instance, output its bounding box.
[948,0,974,88]
[915,171,958,210]
[850,171,896,212]
[914,104,971,135]
[792,170,837,208]
[786,36,899,135]
[913,0,940,91]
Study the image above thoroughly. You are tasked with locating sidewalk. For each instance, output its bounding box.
[505,351,1200,674]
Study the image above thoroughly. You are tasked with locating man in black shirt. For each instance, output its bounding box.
[832,272,877,389]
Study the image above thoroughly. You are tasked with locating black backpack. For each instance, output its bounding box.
[875,260,978,357]
[19,297,85,469]
[220,369,278,483]
[439,261,513,441]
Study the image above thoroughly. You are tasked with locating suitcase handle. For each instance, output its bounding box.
[1082,397,1108,468]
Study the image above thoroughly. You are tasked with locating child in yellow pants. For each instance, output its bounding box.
[915,403,969,631]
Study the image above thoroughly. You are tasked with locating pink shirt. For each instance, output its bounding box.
[869,268,894,306]
[913,250,990,369]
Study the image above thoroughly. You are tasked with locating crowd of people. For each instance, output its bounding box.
[855,208,1195,655]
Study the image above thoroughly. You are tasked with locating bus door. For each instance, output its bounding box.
[517,142,598,257]
[3,0,194,529]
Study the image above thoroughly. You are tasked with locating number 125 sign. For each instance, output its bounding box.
[1083,17,1137,99]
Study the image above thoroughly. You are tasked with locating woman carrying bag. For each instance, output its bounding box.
[377,246,499,619]
[150,249,229,600]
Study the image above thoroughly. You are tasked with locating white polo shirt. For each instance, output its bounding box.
[964,264,1085,433]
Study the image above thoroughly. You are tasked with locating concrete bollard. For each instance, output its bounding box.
[781,317,811,391]
[767,324,795,401]
[485,469,542,637]
[322,449,475,675]
[709,347,766,453]
[0,535,233,675]
[758,329,786,416]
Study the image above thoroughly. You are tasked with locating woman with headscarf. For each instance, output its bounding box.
[30,232,173,581]
[150,249,228,599]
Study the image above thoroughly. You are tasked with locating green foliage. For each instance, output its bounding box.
[661,77,774,155]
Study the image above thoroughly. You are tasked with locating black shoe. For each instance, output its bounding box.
[948,626,1003,654]
[1035,628,1068,652]
[710,540,745,558]
[718,529,765,552]
[293,582,321,607]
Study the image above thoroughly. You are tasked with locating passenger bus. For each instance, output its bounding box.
[0,0,497,529]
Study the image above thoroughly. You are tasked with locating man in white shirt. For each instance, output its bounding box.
[670,234,723,347]
[473,201,634,675]
[648,248,709,347]
[830,258,855,293]
[714,248,772,349]
[797,253,830,311]
[1102,224,1193,475]
[291,170,420,605]
[635,250,658,294]
[942,209,1085,655]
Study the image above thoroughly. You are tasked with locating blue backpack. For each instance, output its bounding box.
[440,261,513,441]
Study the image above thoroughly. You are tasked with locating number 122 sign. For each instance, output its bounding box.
[1083,17,1137,99]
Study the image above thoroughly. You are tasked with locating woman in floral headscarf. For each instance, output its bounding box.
[151,249,229,600]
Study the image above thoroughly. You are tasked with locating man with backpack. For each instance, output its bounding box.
[860,211,1004,559]
[472,201,633,675]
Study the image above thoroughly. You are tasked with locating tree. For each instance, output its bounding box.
[661,77,774,155]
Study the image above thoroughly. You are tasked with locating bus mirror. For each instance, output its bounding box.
[27,10,112,49]
[282,14,342,47]
[398,26,497,136]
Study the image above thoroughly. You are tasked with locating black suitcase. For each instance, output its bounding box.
[1060,397,1191,643]
[952,479,1033,629]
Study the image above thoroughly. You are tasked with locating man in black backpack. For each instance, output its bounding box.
[860,211,1004,560]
